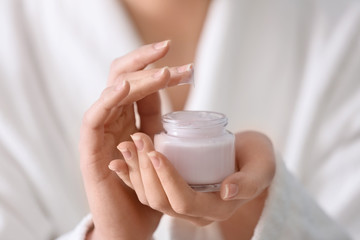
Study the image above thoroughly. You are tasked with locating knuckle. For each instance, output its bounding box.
[110,57,122,70]
[138,196,149,206]
[172,201,192,215]
[149,200,169,212]
[81,108,95,128]
[156,68,170,87]
[241,180,260,198]
[192,219,213,227]
[215,210,234,221]
[135,191,149,206]
[115,73,126,84]
[130,53,145,68]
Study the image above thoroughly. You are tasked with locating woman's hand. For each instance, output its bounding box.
[79,40,194,240]
[109,131,276,237]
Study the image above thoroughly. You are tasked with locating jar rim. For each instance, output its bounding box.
[162,111,228,129]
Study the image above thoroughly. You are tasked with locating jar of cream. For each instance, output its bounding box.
[154,111,235,192]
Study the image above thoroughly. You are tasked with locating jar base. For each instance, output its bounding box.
[190,183,221,192]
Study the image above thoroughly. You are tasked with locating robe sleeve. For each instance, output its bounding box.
[0,146,91,240]
[56,215,93,240]
[251,154,350,240]
[0,150,52,239]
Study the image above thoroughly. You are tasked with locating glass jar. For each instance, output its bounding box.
[154,111,235,192]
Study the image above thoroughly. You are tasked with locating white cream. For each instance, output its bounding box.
[154,111,235,192]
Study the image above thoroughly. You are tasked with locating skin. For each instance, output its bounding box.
[81,1,276,239]
[121,0,210,110]
[81,41,194,240]
[81,41,276,240]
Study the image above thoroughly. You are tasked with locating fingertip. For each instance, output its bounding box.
[108,159,126,173]
[130,134,144,151]
[108,161,116,171]
[153,40,171,50]
[221,183,239,200]
[131,132,154,145]
[166,63,194,87]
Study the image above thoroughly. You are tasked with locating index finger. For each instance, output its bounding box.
[146,151,240,220]
[108,40,170,85]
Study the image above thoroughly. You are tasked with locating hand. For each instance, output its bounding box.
[79,40,194,240]
[109,131,276,237]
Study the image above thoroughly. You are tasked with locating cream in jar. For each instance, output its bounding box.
[154,111,235,192]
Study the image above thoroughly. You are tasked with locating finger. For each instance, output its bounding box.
[167,63,194,87]
[82,81,130,129]
[80,81,130,157]
[114,63,194,87]
[130,133,173,213]
[117,141,148,205]
[122,66,170,104]
[145,150,202,216]
[220,131,276,201]
[108,40,170,85]
[136,64,194,137]
[147,150,241,221]
[115,64,193,105]
[108,159,133,189]
[103,104,135,131]
[131,134,216,225]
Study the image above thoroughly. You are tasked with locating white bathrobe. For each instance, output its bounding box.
[0,0,359,239]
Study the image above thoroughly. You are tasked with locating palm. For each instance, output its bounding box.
[80,42,193,239]
[102,104,137,158]
[94,102,163,239]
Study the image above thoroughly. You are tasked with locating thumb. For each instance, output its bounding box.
[220,172,264,201]
[220,131,276,201]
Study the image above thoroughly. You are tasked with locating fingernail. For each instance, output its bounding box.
[177,64,194,85]
[177,63,193,73]
[148,151,160,169]
[223,184,239,200]
[131,135,144,151]
[152,66,168,79]
[153,40,170,50]
[118,148,132,159]
[108,162,116,171]
[108,161,121,173]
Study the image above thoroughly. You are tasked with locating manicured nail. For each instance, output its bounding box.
[153,40,170,50]
[119,148,132,159]
[152,66,168,79]
[108,161,121,173]
[108,162,116,171]
[148,151,160,169]
[223,184,239,200]
[131,135,144,151]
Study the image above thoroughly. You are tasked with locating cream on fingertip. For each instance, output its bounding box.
[178,64,194,85]
[176,63,193,73]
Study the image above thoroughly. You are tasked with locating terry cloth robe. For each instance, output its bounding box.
[0,0,359,239]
